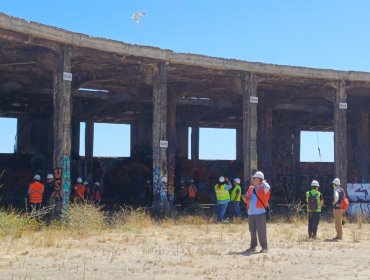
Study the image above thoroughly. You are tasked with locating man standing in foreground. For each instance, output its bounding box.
[332,178,345,240]
[242,171,270,253]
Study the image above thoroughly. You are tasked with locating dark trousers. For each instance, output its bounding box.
[230,201,241,217]
[248,213,268,250]
[308,212,321,238]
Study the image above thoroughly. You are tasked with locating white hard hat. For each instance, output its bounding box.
[161,176,168,183]
[46,174,54,179]
[234,178,241,184]
[311,180,320,187]
[94,182,100,186]
[34,174,41,180]
[332,178,341,185]
[253,171,264,180]
[77,177,83,183]
[219,176,225,183]
[83,181,89,185]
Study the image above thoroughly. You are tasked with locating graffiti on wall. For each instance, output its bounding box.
[62,155,70,209]
[347,184,370,202]
[53,167,63,200]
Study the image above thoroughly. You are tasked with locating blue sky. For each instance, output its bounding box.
[1,0,368,160]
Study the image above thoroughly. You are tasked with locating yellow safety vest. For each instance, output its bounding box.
[214,184,230,201]
[230,185,241,201]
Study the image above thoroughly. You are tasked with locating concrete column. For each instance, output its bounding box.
[334,81,347,188]
[85,119,94,181]
[242,73,258,187]
[53,45,72,209]
[356,110,369,183]
[167,90,176,202]
[152,62,168,211]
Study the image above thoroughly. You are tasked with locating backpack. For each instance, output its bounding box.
[338,189,350,211]
[307,193,319,211]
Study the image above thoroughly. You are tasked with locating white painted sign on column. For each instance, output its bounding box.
[63,72,73,81]
[250,96,258,103]
[339,102,347,109]
[160,140,168,148]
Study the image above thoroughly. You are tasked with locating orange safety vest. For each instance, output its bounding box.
[188,184,197,198]
[246,185,270,209]
[94,190,101,201]
[29,182,44,204]
[74,184,86,200]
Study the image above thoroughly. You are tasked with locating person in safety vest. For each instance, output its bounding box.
[306,180,324,239]
[214,176,231,222]
[230,178,242,218]
[73,177,85,202]
[332,178,345,240]
[28,174,45,211]
[92,182,102,204]
[242,171,270,253]
[187,179,197,204]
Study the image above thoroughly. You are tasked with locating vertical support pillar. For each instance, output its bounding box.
[71,119,80,160]
[176,124,189,160]
[191,125,199,176]
[236,126,243,161]
[334,81,347,188]
[167,90,176,204]
[85,119,94,181]
[53,45,72,210]
[357,110,369,182]
[260,108,273,179]
[152,62,168,210]
[242,73,258,187]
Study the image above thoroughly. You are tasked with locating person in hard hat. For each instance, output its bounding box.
[145,180,154,207]
[43,173,55,206]
[187,179,197,205]
[92,182,102,204]
[73,177,85,202]
[83,181,91,201]
[214,176,232,222]
[306,180,324,239]
[242,171,270,253]
[332,178,345,240]
[28,174,45,211]
[230,178,242,219]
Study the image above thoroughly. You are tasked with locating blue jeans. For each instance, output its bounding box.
[217,203,228,222]
[231,201,241,217]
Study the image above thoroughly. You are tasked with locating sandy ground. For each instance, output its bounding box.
[0,220,369,280]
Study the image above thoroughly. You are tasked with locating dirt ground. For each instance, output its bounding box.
[0,220,369,280]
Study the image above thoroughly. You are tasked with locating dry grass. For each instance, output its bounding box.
[65,202,106,233]
[0,209,42,238]
[0,206,369,279]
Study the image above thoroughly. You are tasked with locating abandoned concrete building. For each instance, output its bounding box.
[1,13,370,212]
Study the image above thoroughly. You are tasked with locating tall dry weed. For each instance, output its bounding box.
[65,202,106,233]
[112,206,153,231]
[0,209,41,237]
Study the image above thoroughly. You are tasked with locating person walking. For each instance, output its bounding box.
[230,178,242,219]
[214,176,231,222]
[242,171,270,253]
[306,180,324,239]
[332,178,345,240]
